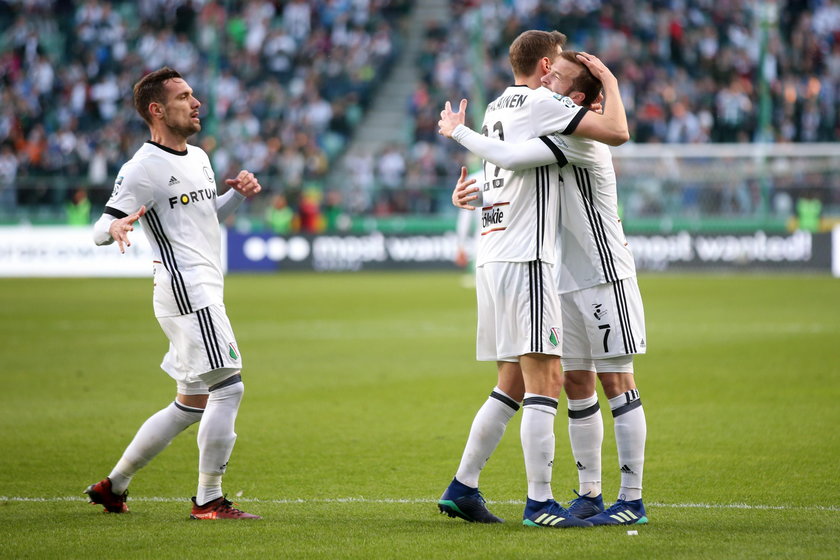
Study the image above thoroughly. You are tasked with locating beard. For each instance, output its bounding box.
[169,120,201,138]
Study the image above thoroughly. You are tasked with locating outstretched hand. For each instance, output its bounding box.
[225,170,262,198]
[109,205,146,254]
[452,166,479,210]
[438,99,468,138]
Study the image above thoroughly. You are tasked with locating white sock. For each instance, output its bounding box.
[521,393,558,502]
[109,401,204,494]
[196,381,243,504]
[567,393,603,497]
[609,389,646,502]
[454,387,520,488]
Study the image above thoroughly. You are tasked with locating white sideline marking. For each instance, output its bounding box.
[1,496,838,511]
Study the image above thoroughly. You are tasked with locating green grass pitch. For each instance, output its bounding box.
[1,272,838,559]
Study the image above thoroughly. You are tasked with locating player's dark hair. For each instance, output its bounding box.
[133,67,183,125]
[559,51,602,106]
[508,30,567,78]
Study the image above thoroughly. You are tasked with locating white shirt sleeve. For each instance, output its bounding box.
[93,162,154,246]
[216,189,246,222]
[530,91,589,137]
[452,125,565,171]
[93,213,116,245]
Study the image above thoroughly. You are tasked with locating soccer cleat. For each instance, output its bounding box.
[438,477,503,523]
[190,496,261,520]
[522,498,593,528]
[566,490,604,519]
[84,477,129,513]
[586,498,648,526]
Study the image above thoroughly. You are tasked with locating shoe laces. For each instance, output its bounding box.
[215,497,247,514]
[569,489,593,505]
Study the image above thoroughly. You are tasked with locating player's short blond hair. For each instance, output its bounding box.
[508,30,567,78]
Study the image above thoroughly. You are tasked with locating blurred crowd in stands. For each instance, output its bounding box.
[0,0,838,230]
[396,0,840,221]
[0,0,407,228]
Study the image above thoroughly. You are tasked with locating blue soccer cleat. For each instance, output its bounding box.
[522,498,593,528]
[566,490,604,519]
[438,478,503,523]
[586,498,648,526]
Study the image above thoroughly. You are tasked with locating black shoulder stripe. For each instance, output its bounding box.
[562,107,588,136]
[104,206,128,219]
[538,136,568,167]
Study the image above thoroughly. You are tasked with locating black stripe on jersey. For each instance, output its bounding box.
[104,206,128,219]
[196,308,221,370]
[197,308,225,370]
[535,165,546,258]
[574,166,618,283]
[612,279,636,354]
[562,107,588,135]
[146,140,188,156]
[539,136,569,167]
[146,208,193,315]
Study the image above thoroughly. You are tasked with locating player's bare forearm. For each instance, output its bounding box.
[439,99,468,138]
[225,170,262,198]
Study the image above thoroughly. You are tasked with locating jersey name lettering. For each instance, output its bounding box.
[486,93,527,112]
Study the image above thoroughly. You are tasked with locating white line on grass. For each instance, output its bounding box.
[2,496,838,512]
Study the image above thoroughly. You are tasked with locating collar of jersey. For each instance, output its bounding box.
[146,140,188,156]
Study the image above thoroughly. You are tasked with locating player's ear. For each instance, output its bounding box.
[149,101,164,120]
[569,91,586,106]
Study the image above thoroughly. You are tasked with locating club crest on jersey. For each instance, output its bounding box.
[203,166,215,183]
[168,188,217,208]
[111,176,123,197]
[552,94,578,110]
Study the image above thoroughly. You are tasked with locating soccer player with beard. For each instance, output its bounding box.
[85,67,262,520]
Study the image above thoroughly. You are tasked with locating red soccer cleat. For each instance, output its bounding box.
[190,496,261,520]
[84,477,129,513]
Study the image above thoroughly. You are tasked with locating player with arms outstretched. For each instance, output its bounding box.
[85,67,262,520]
[442,51,648,526]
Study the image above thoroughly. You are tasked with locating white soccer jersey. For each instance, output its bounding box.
[104,141,224,317]
[541,133,637,293]
[475,86,587,266]
[453,120,636,292]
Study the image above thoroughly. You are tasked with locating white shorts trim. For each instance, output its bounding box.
[560,277,646,360]
[157,304,243,385]
[475,261,563,361]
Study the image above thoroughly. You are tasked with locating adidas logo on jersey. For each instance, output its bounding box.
[169,176,181,186]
